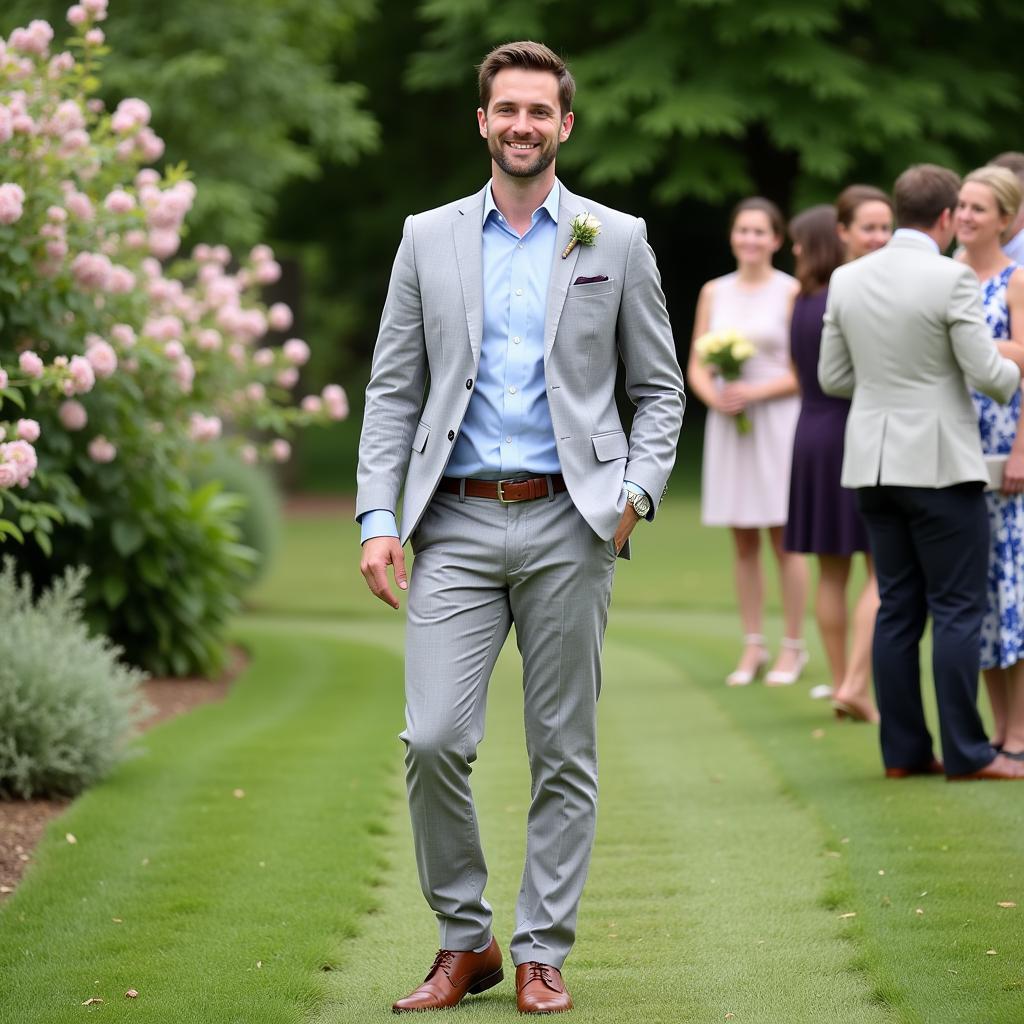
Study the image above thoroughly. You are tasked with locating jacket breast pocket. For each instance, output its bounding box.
[591,429,628,462]
[567,278,617,299]
[411,421,430,453]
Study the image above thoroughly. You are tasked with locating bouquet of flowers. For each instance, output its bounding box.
[694,329,757,434]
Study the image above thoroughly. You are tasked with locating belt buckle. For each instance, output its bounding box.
[496,478,527,503]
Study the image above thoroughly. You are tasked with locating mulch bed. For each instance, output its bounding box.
[0,646,248,901]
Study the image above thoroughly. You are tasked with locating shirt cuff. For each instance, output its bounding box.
[359,509,399,545]
[623,480,652,522]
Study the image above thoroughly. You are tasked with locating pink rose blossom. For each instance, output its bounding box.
[84,28,104,45]
[19,350,44,378]
[276,367,299,388]
[66,354,96,395]
[283,338,311,366]
[82,0,109,18]
[246,383,266,402]
[58,399,87,430]
[175,356,195,393]
[110,98,150,134]
[301,395,323,414]
[50,99,84,135]
[250,244,273,263]
[45,239,68,261]
[1,439,38,485]
[111,324,136,348]
[322,384,349,421]
[10,21,54,57]
[135,168,159,188]
[254,260,282,285]
[137,127,164,162]
[66,5,88,27]
[58,129,89,157]
[188,413,222,442]
[240,444,258,465]
[271,439,291,463]
[49,51,75,76]
[148,229,180,259]
[0,183,26,225]
[47,204,67,222]
[163,340,185,360]
[107,265,136,294]
[87,98,104,113]
[124,229,147,250]
[85,338,117,378]
[66,191,94,220]
[0,368,7,389]
[253,348,274,368]
[196,329,222,352]
[0,462,18,489]
[11,113,36,135]
[87,435,116,463]
[104,188,136,213]
[268,303,293,332]
[146,315,183,341]
[0,107,12,144]
[71,251,112,290]
[16,418,41,442]
[228,343,247,366]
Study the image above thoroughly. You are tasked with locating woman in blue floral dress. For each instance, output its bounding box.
[955,166,1024,759]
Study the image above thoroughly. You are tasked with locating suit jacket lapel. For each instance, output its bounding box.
[452,185,488,365]
[544,183,584,362]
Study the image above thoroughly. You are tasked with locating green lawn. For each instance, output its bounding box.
[1,495,1020,1023]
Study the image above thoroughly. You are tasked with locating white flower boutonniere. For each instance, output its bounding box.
[561,212,601,259]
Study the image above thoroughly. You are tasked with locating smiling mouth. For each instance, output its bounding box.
[506,141,539,150]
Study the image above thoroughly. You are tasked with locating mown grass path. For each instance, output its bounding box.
[1,499,1021,1023]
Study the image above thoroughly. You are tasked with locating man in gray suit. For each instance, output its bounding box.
[820,163,1024,783]
[357,41,684,1013]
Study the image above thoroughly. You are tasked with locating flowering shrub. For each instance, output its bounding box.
[0,5,349,673]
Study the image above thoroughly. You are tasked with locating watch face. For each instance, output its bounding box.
[632,493,651,517]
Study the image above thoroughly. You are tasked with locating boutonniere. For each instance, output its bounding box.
[561,212,601,259]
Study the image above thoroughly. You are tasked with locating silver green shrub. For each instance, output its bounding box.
[0,558,149,799]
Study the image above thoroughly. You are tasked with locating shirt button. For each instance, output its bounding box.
[513,336,521,344]
[515,288,523,296]
[506,436,512,444]
[447,429,455,441]
[465,378,473,389]
[518,243,524,249]
[509,385,517,395]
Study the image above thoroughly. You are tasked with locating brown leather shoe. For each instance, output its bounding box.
[392,938,503,1012]
[515,962,573,1014]
[948,753,1024,781]
[884,758,944,779]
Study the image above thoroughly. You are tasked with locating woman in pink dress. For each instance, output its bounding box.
[688,197,808,687]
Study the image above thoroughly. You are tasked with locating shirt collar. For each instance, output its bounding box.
[483,180,560,229]
[893,227,941,254]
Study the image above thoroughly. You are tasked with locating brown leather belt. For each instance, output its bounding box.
[439,474,567,503]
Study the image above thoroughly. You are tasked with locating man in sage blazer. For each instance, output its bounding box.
[820,163,1024,782]
[357,42,684,1013]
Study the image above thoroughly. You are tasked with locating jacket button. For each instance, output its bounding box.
[447,430,455,441]
[466,378,473,389]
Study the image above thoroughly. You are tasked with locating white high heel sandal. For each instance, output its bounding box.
[725,634,770,687]
[765,637,809,686]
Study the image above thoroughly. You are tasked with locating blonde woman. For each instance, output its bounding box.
[689,197,808,687]
[955,166,1024,759]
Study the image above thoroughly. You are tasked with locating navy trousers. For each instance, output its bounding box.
[858,483,996,776]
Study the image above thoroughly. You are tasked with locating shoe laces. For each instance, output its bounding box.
[427,949,456,979]
[525,962,555,987]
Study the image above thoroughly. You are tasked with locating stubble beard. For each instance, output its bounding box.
[490,135,558,179]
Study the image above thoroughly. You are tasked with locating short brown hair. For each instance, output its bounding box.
[789,204,845,294]
[893,164,961,229]
[730,196,785,239]
[478,41,575,117]
[990,152,1024,184]
[835,184,892,228]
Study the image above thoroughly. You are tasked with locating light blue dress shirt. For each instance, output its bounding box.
[360,181,646,543]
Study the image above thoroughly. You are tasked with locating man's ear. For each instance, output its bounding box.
[559,111,574,143]
[477,108,488,139]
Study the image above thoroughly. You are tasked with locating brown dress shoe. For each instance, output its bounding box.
[392,938,503,1012]
[884,758,944,779]
[515,962,573,1014]
[948,753,1024,781]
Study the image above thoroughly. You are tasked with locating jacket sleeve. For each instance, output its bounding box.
[615,218,686,519]
[947,265,1021,404]
[355,216,428,522]
[818,281,855,398]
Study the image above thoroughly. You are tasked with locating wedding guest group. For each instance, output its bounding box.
[694,160,1024,780]
[687,198,809,688]
[357,40,684,1014]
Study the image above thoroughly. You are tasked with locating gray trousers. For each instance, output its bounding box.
[402,489,617,968]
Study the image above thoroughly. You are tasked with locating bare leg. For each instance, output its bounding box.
[834,554,880,722]
[815,555,851,690]
[767,527,809,677]
[984,666,1009,749]
[1002,661,1024,753]
[730,528,767,679]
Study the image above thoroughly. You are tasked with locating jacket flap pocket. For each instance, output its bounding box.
[412,421,430,453]
[591,430,628,462]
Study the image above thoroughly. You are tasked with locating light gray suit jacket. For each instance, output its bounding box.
[356,181,685,544]
[819,232,1020,488]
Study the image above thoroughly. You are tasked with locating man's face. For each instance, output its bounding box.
[477,68,573,179]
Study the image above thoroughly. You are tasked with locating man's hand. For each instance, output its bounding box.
[360,536,408,609]
[613,504,640,554]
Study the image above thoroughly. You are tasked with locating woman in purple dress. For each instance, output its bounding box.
[784,198,890,722]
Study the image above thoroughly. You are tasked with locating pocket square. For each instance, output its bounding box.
[573,275,609,285]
